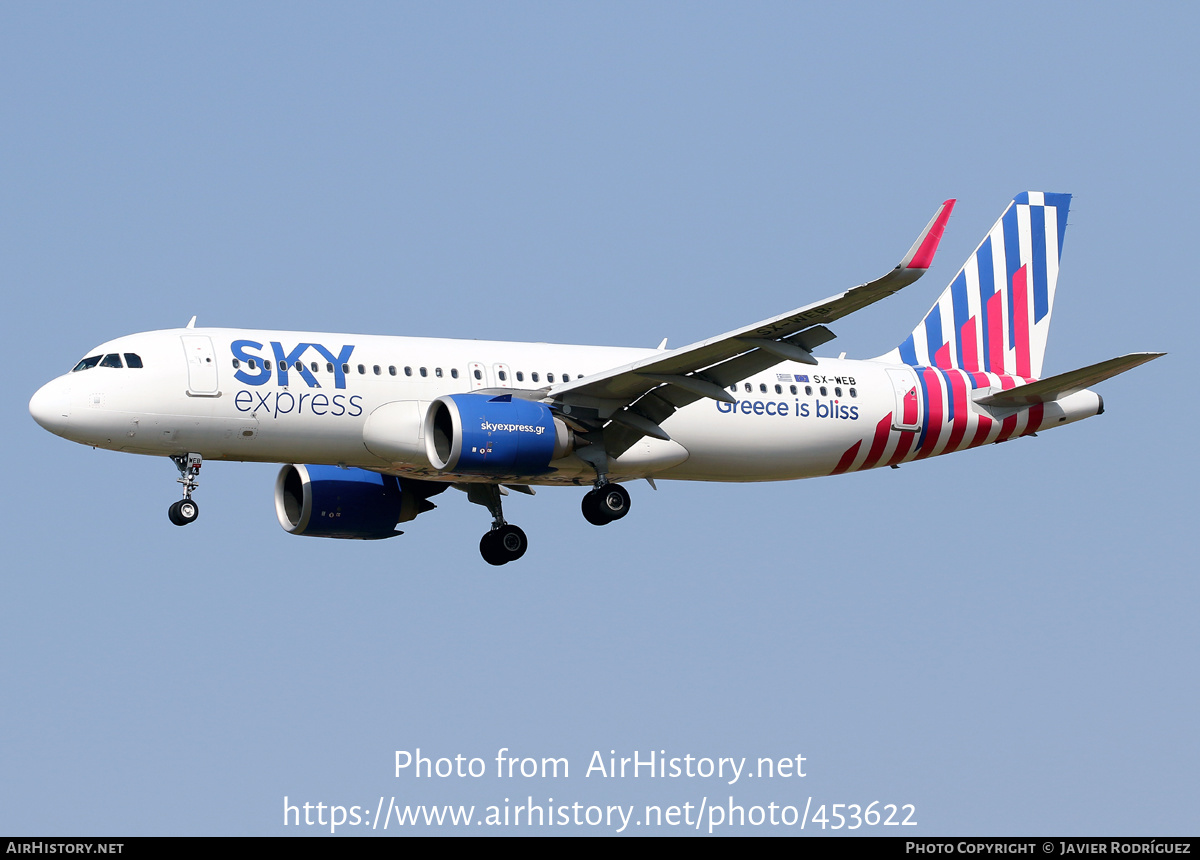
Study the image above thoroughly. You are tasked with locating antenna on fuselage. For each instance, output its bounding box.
[185,316,197,329]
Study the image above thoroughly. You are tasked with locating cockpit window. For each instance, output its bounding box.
[123,353,143,368]
[99,354,124,368]
[72,355,102,372]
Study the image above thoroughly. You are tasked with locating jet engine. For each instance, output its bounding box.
[424,393,573,475]
[274,464,443,539]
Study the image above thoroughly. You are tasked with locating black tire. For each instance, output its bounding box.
[168,499,199,526]
[581,490,612,526]
[479,530,506,566]
[497,524,528,561]
[598,483,630,521]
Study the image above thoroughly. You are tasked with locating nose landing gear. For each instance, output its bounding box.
[168,498,199,526]
[168,453,202,527]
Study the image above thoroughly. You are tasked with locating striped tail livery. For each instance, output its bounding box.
[826,192,1164,476]
[880,191,1068,378]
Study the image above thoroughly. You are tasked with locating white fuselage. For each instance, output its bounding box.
[29,326,1101,487]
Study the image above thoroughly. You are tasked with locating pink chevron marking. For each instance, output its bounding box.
[883,428,916,467]
[914,368,944,460]
[960,316,979,372]
[859,413,894,471]
[933,342,952,369]
[986,289,1005,373]
[902,386,919,426]
[996,409,1020,443]
[830,440,862,475]
[1020,403,1046,436]
[943,371,969,452]
[1012,264,1031,378]
[967,415,994,448]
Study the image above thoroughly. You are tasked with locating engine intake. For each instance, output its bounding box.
[275,464,437,540]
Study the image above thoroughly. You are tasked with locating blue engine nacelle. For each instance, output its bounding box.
[424,393,573,476]
[274,464,443,540]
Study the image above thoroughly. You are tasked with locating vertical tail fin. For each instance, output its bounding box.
[878,192,1071,378]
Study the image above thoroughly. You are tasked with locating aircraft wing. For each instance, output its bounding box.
[544,199,956,455]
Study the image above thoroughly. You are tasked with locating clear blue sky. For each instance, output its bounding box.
[2,2,1195,835]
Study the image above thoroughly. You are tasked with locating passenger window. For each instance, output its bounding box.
[342,363,350,374]
[820,386,827,396]
[790,385,797,395]
[357,364,366,374]
[232,359,240,369]
[498,370,507,381]
[473,369,482,380]
[435,367,443,378]
[294,360,303,371]
[420,367,428,377]
[311,362,319,372]
[744,383,751,392]
[805,385,813,396]
[278,361,287,371]
[389,366,397,376]
[451,368,459,379]
[100,354,123,368]
[516,371,524,382]
[547,373,555,383]
[373,365,381,375]
[405,366,412,376]
[774,384,782,394]
[849,387,857,398]
[531,372,539,383]
[327,363,334,372]
[124,353,143,368]
[562,373,570,382]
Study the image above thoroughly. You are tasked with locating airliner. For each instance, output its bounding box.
[29,193,1162,564]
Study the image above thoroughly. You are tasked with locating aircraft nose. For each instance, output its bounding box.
[29,379,71,436]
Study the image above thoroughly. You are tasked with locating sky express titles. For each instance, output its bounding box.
[230,340,363,419]
[231,340,356,389]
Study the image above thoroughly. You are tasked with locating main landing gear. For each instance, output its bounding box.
[168,453,202,526]
[468,484,528,566]
[581,481,630,526]
[480,524,528,567]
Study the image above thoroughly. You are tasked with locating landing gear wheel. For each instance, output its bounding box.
[480,524,528,565]
[599,483,630,521]
[581,490,609,525]
[480,531,503,565]
[168,499,199,526]
[583,484,630,525]
[496,524,528,561]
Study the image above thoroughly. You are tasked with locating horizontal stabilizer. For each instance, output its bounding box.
[974,352,1164,407]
